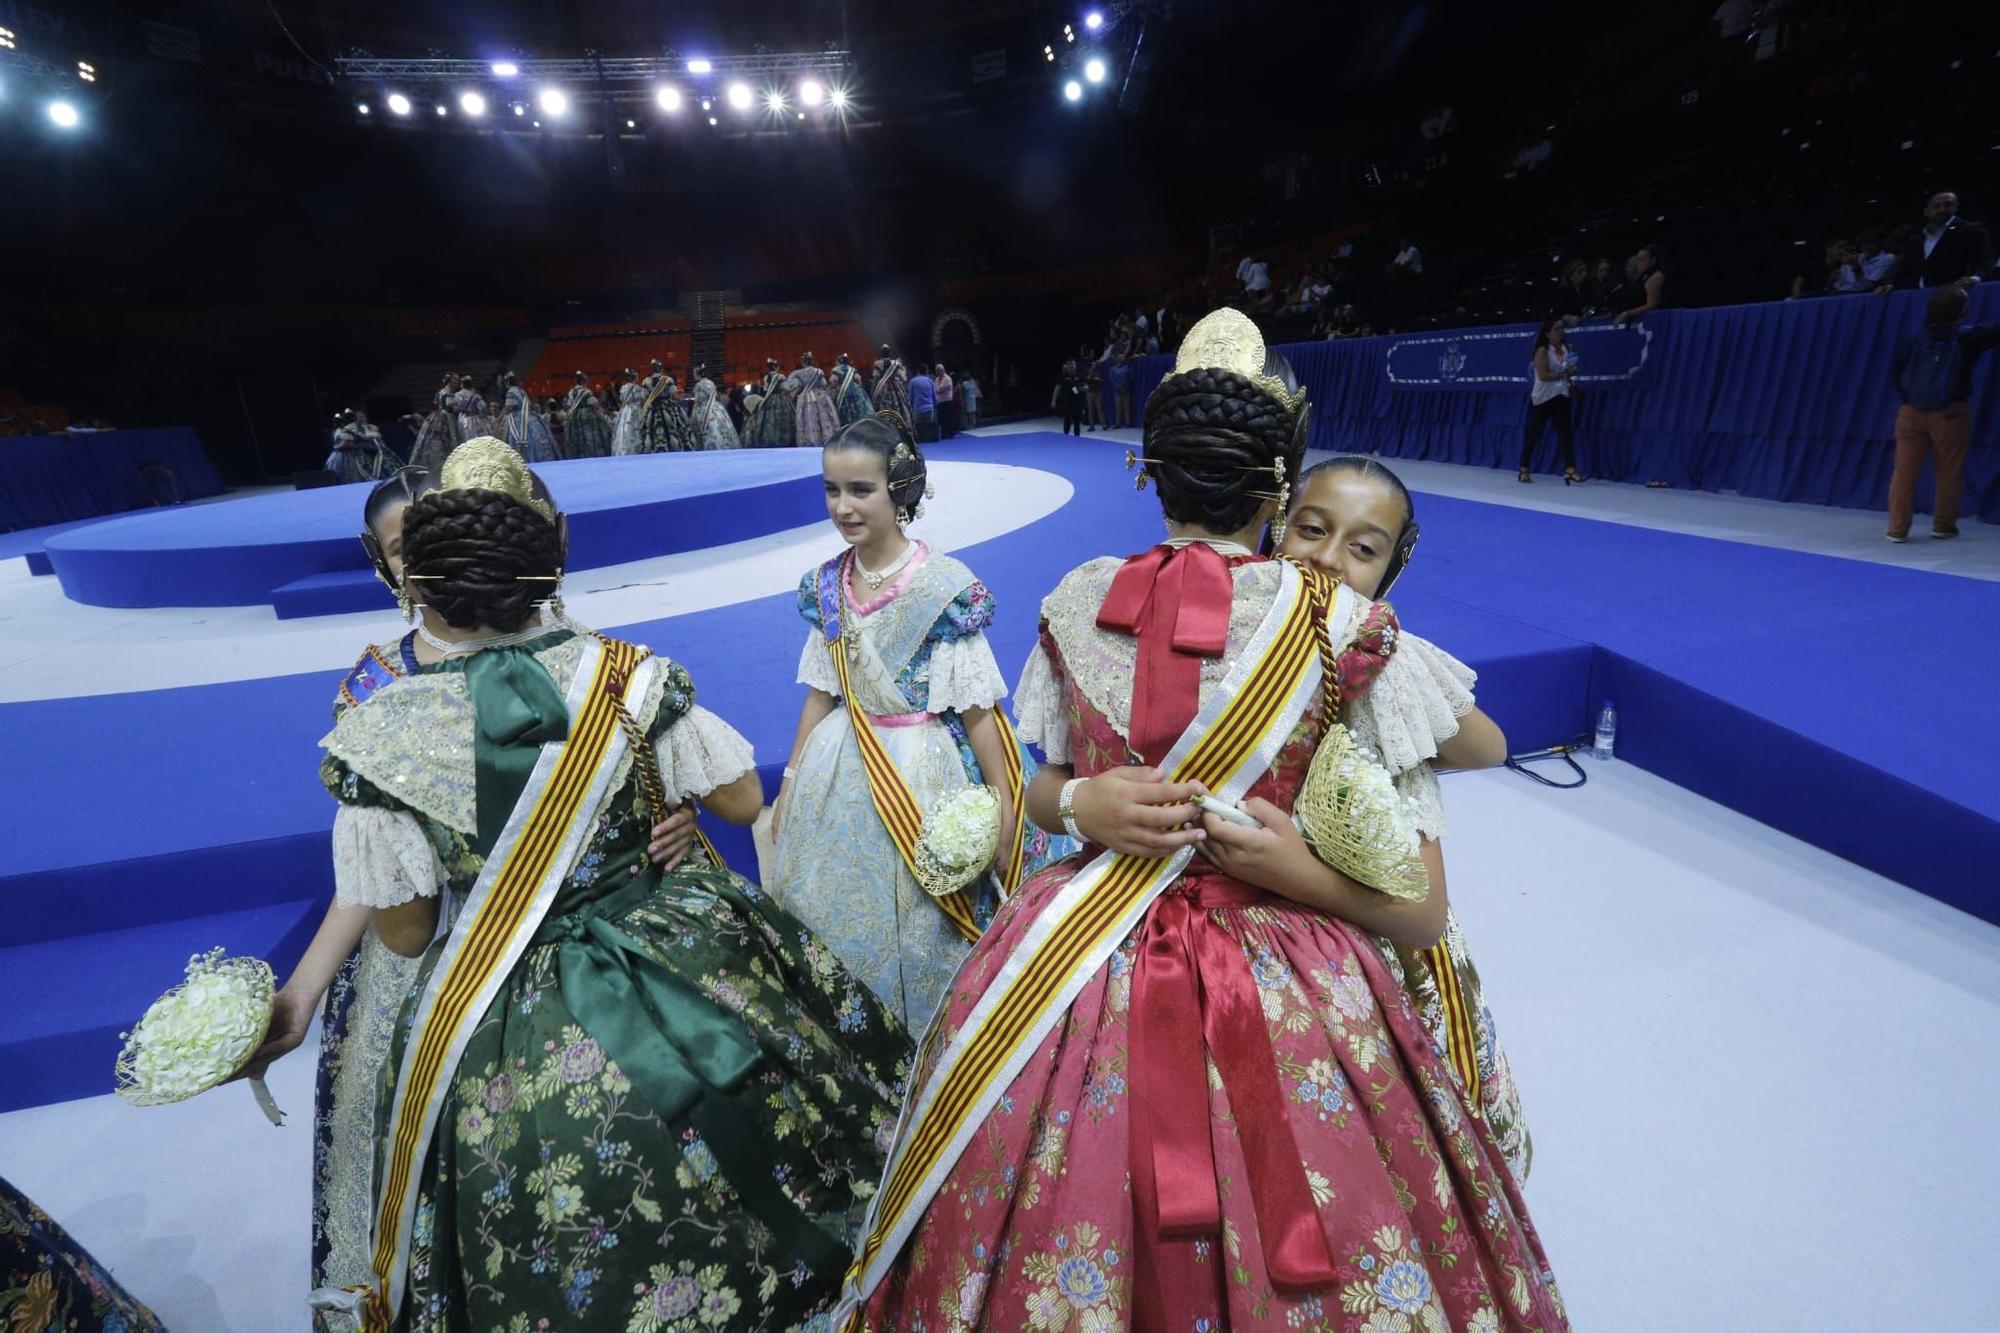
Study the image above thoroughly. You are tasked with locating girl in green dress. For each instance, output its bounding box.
[313,439,910,1332]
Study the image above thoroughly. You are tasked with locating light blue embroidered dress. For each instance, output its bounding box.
[768,545,1019,1030]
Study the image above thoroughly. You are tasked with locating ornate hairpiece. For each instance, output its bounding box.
[439,436,555,522]
[1171,308,1305,412]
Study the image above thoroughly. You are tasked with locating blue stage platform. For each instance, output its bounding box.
[1136,284,2000,521]
[2,433,1992,1110]
[36,451,827,615]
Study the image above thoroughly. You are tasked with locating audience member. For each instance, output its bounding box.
[1556,259,1595,322]
[1617,245,1668,324]
[1878,190,1994,293]
[1592,256,1629,314]
[934,363,957,438]
[1392,237,1424,276]
[958,371,981,428]
[1106,351,1134,429]
[1884,285,1999,542]
[906,363,939,441]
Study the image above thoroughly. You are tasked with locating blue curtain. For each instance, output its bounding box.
[0,428,226,531]
[1134,286,2000,521]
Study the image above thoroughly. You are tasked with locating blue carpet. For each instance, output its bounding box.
[3,431,1990,1109]
[39,451,826,610]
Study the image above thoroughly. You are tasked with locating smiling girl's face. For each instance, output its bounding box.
[1277,467,1408,599]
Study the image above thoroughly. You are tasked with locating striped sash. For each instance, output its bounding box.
[1425,941,1482,1106]
[355,635,656,1330]
[819,551,1031,940]
[837,563,1349,1321]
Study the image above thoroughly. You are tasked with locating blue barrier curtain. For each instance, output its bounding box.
[1133,286,2000,521]
[0,428,226,531]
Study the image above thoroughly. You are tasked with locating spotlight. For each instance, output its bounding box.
[48,100,81,128]
[459,90,486,117]
[626,118,636,128]
[1045,45,1055,62]
[1066,26,1076,42]
[1085,11,1104,30]
[77,61,96,83]
[435,104,447,116]
[726,82,753,110]
[386,92,412,116]
[830,88,849,110]
[686,58,712,75]
[1063,79,1083,102]
[700,97,713,111]
[765,89,787,113]
[512,103,526,117]
[1084,58,1106,83]
[538,87,567,116]
[656,85,682,111]
[357,102,370,115]
[490,61,519,78]
[0,27,13,50]
[799,78,824,107]
[707,116,718,126]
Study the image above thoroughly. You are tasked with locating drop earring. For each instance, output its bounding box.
[1268,460,1290,548]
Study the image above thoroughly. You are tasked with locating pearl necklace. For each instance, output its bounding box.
[415,610,572,658]
[855,540,916,590]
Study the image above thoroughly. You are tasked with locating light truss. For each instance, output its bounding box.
[335,51,850,83]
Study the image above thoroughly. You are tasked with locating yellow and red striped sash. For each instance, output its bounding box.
[356,635,653,1331]
[839,565,1345,1320]
[1425,941,1482,1107]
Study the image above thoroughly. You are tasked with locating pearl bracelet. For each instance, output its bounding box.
[1058,777,1085,842]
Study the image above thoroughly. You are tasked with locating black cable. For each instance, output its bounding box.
[1503,736,1593,790]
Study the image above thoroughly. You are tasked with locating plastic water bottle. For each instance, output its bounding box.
[1592,702,1617,761]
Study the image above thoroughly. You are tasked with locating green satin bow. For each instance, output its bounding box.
[465,646,572,858]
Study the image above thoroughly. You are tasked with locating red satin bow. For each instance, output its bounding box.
[1129,874,1338,1326]
[1096,543,1237,767]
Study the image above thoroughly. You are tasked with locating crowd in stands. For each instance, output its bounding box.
[0,389,115,438]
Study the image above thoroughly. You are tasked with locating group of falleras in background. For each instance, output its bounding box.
[324,346,917,485]
[222,309,1570,1332]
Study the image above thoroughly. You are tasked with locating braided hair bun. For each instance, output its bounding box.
[1141,353,1309,534]
[825,412,930,522]
[402,487,563,631]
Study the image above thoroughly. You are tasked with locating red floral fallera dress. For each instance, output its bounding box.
[856,573,1566,1332]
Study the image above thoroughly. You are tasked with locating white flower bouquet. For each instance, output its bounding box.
[1294,723,1430,901]
[914,784,1002,898]
[115,947,286,1125]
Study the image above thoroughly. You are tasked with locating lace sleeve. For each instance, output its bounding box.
[654,705,757,801]
[332,805,444,909]
[795,629,841,696]
[1013,637,1071,764]
[1345,630,1478,775]
[1396,762,1448,842]
[927,631,1009,714]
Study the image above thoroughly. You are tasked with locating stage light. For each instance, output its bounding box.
[47,100,80,129]
[538,87,568,116]
[490,61,519,78]
[357,102,370,115]
[1084,58,1106,83]
[797,112,806,120]
[1045,45,1056,62]
[726,81,753,110]
[77,61,96,83]
[1085,11,1104,30]
[1063,80,1083,102]
[512,103,526,116]
[700,97,713,111]
[435,104,447,116]
[459,90,487,117]
[387,92,412,116]
[765,89,787,113]
[799,78,824,106]
[830,88,849,110]
[686,58,712,75]
[656,85,682,111]
[708,116,718,126]
[0,27,15,50]
[625,118,636,128]
[1065,25,1076,42]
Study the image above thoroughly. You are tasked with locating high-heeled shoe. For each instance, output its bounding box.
[1564,469,1583,486]
[1518,467,1533,484]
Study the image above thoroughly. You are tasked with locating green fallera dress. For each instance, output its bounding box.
[320,628,911,1332]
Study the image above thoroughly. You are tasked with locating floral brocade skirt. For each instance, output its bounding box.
[381,865,909,1332]
[855,865,1567,1332]
[1,1176,165,1332]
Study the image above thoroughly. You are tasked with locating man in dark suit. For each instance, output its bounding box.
[1876,191,1993,292]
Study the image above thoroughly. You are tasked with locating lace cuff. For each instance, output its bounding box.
[927,631,1009,714]
[1013,641,1071,764]
[655,705,757,801]
[1396,763,1448,842]
[795,630,841,696]
[332,805,443,909]
[1347,630,1478,775]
